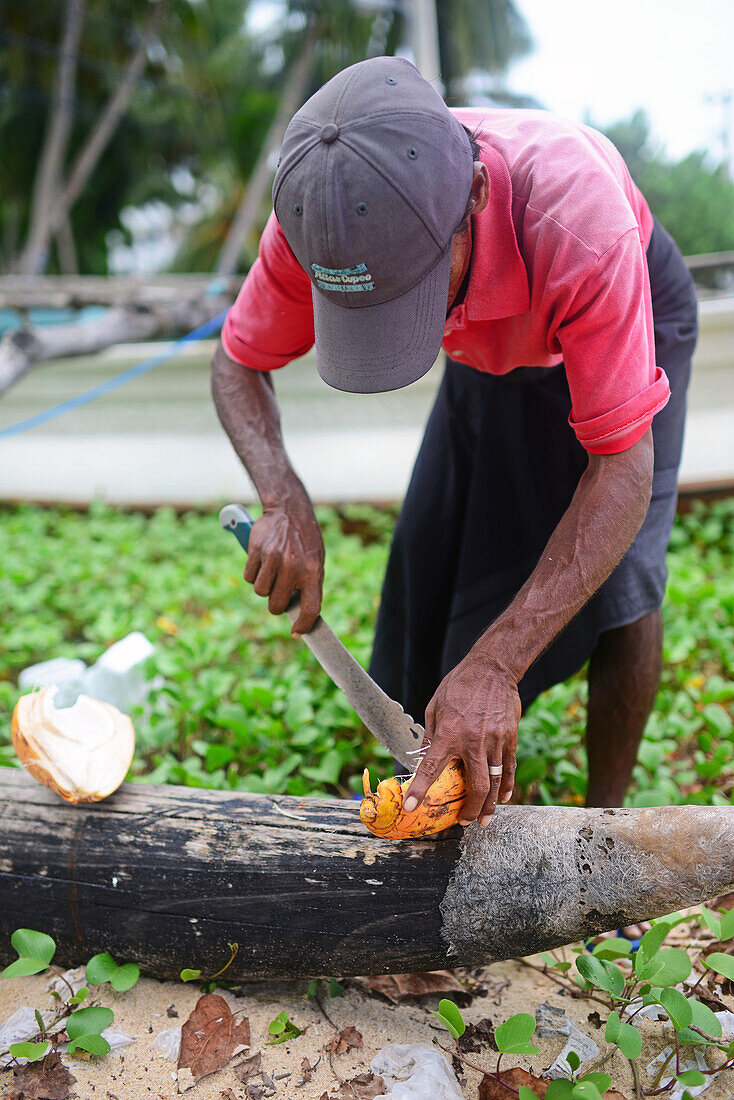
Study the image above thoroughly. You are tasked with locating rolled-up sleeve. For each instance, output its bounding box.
[557,229,670,454]
[221,211,314,371]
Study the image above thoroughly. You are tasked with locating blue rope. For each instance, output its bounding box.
[0,308,227,440]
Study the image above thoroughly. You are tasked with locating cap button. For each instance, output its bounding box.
[320,123,340,144]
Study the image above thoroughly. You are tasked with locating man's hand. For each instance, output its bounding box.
[244,505,325,635]
[401,429,654,828]
[211,344,325,635]
[403,654,520,826]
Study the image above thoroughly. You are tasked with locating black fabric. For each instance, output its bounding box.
[369,216,698,718]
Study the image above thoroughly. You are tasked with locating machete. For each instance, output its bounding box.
[219,503,424,769]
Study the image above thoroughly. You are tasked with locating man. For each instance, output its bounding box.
[212,56,697,824]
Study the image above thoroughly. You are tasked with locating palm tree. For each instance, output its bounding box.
[180,0,534,274]
[435,0,534,104]
[211,1,405,276]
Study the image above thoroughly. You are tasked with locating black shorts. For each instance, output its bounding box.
[369,217,698,717]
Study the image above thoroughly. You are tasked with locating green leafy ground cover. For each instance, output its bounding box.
[0,499,732,806]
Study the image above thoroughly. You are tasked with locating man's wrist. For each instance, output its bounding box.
[260,478,312,516]
[465,631,525,685]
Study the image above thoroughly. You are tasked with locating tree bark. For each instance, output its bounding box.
[55,214,79,275]
[19,0,85,276]
[410,0,442,90]
[19,0,169,276]
[0,273,241,310]
[214,21,320,278]
[1,770,732,980]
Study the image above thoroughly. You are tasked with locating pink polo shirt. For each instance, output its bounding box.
[222,108,670,454]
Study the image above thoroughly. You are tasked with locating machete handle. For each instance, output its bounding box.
[219,503,302,623]
[219,503,255,554]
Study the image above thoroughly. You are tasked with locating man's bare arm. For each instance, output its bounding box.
[485,428,655,680]
[211,341,324,633]
[405,428,655,821]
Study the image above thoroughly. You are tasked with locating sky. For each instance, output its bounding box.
[248,0,734,167]
[504,0,734,165]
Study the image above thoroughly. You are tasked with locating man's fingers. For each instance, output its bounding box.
[478,757,503,826]
[268,570,297,616]
[252,555,278,598]
[291,580,322,635]
[458,753,490,824]
[403,749,449,813]
[499,746,517,804]
[243,545,262,586]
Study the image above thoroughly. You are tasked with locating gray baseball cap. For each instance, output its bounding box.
[273,56,474,393]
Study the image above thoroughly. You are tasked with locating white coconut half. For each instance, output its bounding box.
[12,685,135,803]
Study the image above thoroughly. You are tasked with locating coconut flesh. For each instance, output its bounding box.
[12,685,134,803]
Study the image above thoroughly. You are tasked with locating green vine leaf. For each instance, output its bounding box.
[8,1040,50,1061]
[576,955,624,996]
[85,953,118,986]
[578,1071,612,1092]
[645,948,692,987]
[605,1010,621,1043]
[657,987,693,1031]
[616,1020,642,1059]
[180,968,202,982]
[676,1068,707,1086]
[110,963,140,992]
[65,1004,114,1055]
[494,1012,538,1055]
[688,997,723,1037]
[1,930,57,978]
[86,953,140,992]
[704,952,734,982]
[431,999,466,1040]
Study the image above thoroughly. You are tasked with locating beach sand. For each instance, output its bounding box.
[1,954,733,1099]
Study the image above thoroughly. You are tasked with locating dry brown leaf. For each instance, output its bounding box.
[9,1050,76,1100]
[338,1071,385,1098]
[458,1017,495,1053]
[297,1056,315,1086]
[177,993,250,1090]
[234,1051,262,1082]
[692,985,730,1013]
[478,1068,628,1100]
[479,1067,549,1098]
[220,1091,238,1100]
[326,1026,363,1056]
[361,969,470,1004]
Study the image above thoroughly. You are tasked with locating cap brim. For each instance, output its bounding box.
[311,247,451,393]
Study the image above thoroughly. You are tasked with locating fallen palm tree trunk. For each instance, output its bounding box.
[1,770,732,979]
[0,288,233,396]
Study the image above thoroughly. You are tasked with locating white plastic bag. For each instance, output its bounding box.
[0,1006,63,1068]
[536,1001,599,1078]
[646,1044,710,1099]
[18,632,155,715]
[19,657,86,706]
[81,631,155,713]
[370,1043,464,1099]
[153,1026,182,1061]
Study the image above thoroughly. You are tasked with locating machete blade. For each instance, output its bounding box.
[219,503,424,769]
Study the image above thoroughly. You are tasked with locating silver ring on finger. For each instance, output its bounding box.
[489,765,503,776]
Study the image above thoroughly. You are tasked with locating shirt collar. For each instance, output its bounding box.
[447,142,530,328]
